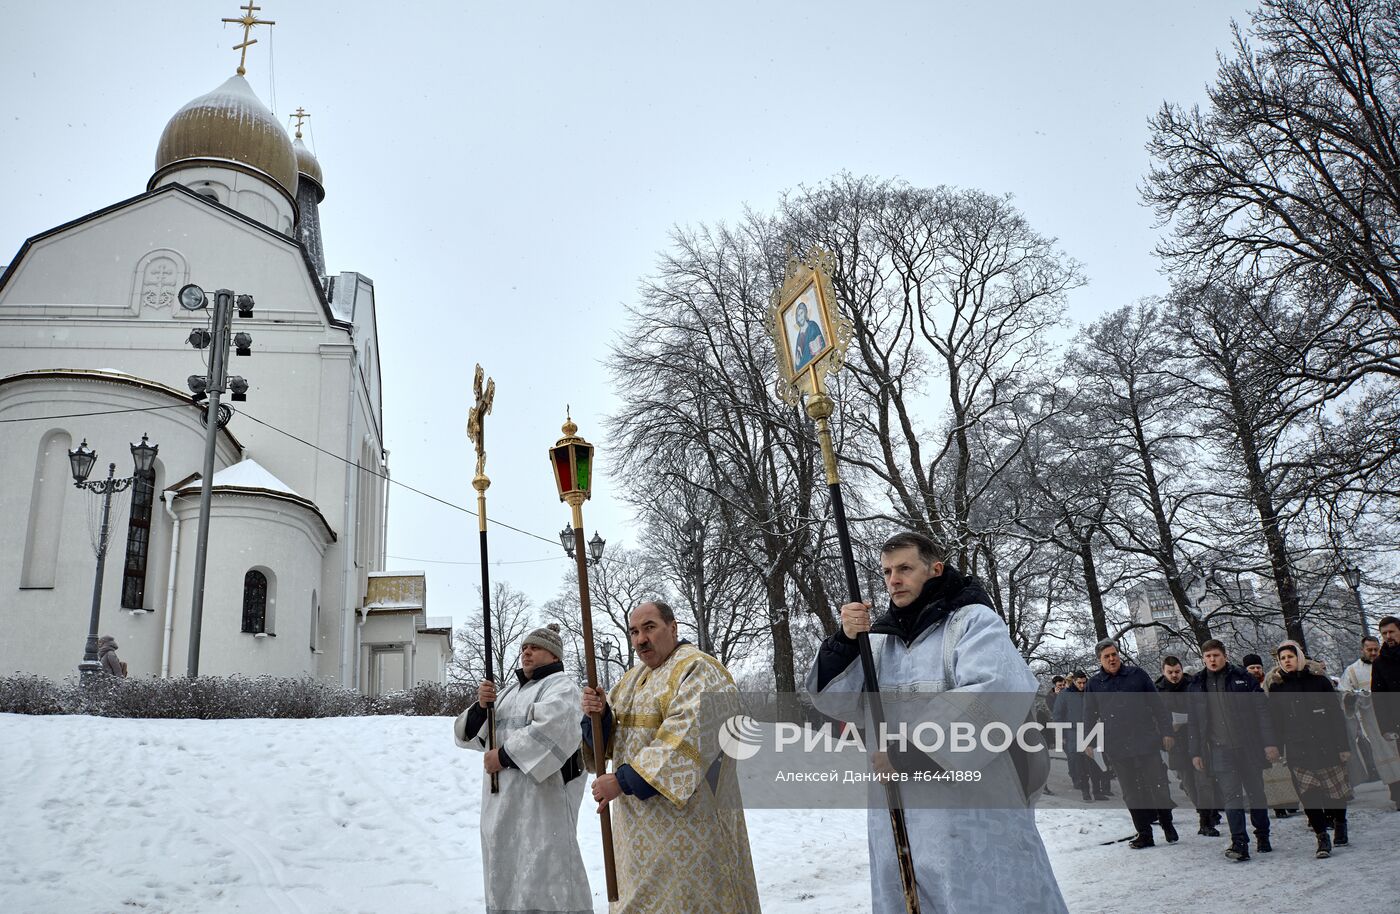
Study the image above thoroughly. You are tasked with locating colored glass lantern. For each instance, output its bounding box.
[550,416,595,502]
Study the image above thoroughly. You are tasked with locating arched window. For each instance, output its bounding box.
[242,570,268,634]
[21,430,72,589]
[120,460,158,609]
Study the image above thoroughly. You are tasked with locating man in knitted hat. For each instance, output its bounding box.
[455,623,591,914]
[1242,654,1266,686]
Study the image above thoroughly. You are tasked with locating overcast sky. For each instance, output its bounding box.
[1,1,1257,630]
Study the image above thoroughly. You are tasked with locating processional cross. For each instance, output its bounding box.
[468,364,498,792]
[468,365,496,484]
[222,1,276,76]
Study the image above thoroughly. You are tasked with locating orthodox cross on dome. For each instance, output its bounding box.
[221,2,276,77]
[292,107,309,139]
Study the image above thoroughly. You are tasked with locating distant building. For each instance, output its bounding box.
[1128,570,1359,673]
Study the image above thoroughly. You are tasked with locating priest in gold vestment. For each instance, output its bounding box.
[582,601,761,913]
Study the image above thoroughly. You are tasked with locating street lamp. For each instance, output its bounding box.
[599,638,615,691]
[559,523,607,567]
[69,434,159,680]
[1341,566,1366,637]
[681,516,709,655]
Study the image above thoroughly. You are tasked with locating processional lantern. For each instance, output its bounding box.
[550,414,595,504]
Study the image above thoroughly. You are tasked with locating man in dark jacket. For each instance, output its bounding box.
[1055,670,1098,801]
[1084,639,1176,848]
[1188,639,1280,860]
[1156,655,1220,835]
[1372,615,1400,810]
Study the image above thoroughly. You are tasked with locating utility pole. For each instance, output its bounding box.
[177,283,255,676]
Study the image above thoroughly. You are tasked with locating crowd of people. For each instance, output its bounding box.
[1047,616,1400,862]
[457,531,1073,914]
[449,528,1397,913]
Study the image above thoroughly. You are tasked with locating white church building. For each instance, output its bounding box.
[0,56,451,693]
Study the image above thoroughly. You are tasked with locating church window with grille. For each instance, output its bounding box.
[120,463,157,609]
[242,570,268,634]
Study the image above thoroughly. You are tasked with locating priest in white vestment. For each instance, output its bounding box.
[582,601,761,914]
[456,623,592,914]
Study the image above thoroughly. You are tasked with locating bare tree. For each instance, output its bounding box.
[448,581,535,686]
[1160,281,1333,648]
[1009,388,1126,643]
[779,177,1084,577]
[542,546,674,686]
[1145,0,1400,374]
[608,220,840,691]
[1069,302,1220,645]
[635,487,771,669]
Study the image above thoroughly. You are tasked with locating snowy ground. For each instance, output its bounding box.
[2,714,1396,913]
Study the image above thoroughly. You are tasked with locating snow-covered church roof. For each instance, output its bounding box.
[172,458,336,541]
[206,459,303,497]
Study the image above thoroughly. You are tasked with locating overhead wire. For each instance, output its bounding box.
[387,554,565,567]
[0,403,190,423]
[0,402,566,550]
[234,407,562,548]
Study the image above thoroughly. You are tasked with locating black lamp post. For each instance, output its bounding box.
[69,434,158,680]
[599,637,615,691]
[681,516,709,655]
[559,523,607,567]
[1342,566,1366,637]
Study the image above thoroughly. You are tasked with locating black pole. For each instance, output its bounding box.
[187,288,234,677]
[479,523,499,793]
[829,480,921,913]
[80,463,119,681]
[695,549,709,656]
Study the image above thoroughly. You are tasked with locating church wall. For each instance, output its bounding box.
[0,193,313,317]
[0,378,239,680]
[412,634,450,688]
[168,494,329,679]
[357,613,421,693]
[151,166,295,235]
[1,191,393,688]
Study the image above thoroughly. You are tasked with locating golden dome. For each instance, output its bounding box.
[151,75,297,199]
[293,136,325,201]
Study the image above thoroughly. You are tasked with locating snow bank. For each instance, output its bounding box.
[0,714,1393,913]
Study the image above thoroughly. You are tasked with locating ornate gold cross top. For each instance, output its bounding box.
[222,2,276,76]
[467,364,496,483]
[292,107,309,139]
